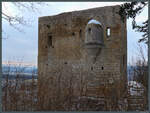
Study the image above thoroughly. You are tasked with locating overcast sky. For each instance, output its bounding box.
[2,2,148,66]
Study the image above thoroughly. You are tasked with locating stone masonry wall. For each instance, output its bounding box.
[38,5,127,99]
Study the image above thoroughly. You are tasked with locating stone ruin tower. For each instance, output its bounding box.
[38,5,127,99]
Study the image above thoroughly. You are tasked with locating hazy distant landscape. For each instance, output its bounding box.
[2,65,37,79]
[2,65,134,80]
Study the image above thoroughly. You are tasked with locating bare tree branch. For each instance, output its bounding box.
[2,2,49,34]
[119,2,148,44]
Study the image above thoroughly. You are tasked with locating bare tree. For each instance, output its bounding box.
[129,43,148,93]
[2,2,49,33]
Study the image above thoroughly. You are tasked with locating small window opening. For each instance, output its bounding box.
[79,29,82,36]
[79,29,82,37]
[64,62,67,64]
[88,28,91,32]
[91,67,93,71]
[72,32,75,36]
[79,29,83,41]
[47,25,50,29]
[48,35,52,47]
[80,29,82,33]
[101,66,104,70]
[106,27,111,37]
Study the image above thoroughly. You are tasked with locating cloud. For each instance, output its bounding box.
[135,6,148,23]
[2,2,18,17]
[135,15,148,23]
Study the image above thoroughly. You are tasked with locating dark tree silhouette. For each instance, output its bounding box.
[119,2,148,44]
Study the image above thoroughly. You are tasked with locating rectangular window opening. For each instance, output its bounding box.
[106,27,111,37]
[48,35,52,47]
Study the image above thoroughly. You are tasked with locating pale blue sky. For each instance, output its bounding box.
[2,2,148,66]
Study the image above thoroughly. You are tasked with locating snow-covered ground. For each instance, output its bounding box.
[128,81,145,96]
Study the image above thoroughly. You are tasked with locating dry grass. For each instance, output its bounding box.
[2,70,148,111]
[2,64,37,111]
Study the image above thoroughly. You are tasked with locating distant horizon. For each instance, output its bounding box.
[2,61,142,67]
[2,61,37,67]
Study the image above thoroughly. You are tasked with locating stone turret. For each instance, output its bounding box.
[85,19,104,63]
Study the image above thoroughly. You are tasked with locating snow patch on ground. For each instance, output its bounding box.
[128,81,145,96]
